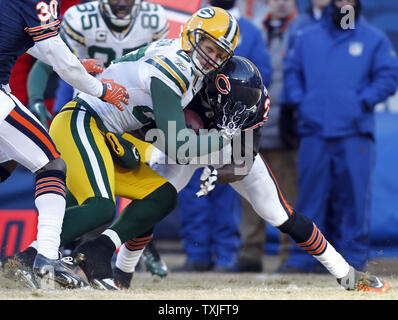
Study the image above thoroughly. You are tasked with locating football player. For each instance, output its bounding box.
[0,0,129,289]
[113,56,390,293]
[28,0,169,128]
[27,0,169,278]
[12,7,240,290]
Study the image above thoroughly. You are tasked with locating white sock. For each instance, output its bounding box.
[314,242,351,279]
[115,243,144,273]
[35,193,65,260]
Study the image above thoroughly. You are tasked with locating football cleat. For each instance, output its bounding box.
[113,266,133,289]
[33,253,88,289]
[1,247,39,289]
[337,266,390,293]
[356,273,390,293]
[90,278,120,291]
[72,235,116,290]
[142,242,168,278]
[14,268,40,289]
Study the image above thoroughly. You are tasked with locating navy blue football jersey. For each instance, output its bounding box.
[0,0,61,84]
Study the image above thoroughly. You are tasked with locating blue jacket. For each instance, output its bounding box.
[288,6,331,49]
[283,15,398,138]
[235,16,272,87]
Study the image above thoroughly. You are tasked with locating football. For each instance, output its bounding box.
[184,109,204,134]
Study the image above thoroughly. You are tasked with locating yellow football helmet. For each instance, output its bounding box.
[181,7,239,75]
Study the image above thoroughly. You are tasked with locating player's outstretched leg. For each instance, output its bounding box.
[73,182,177,290]
[278,211,390,293]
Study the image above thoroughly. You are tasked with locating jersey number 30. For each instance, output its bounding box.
[36,0,58,23]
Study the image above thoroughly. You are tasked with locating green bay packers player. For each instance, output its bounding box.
[28,0,169,128]
[61,0,168,66]
[16,6,240,290]
[27,0,170,278]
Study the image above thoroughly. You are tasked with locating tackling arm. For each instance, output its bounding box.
[27,35,103,98]
[150,77,229,163]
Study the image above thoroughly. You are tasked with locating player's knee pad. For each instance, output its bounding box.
[0,166,11,183]
[277,211,315,244]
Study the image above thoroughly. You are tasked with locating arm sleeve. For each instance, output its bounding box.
[27,60,54,105]
[27,35,103,97]
[150,77,229,162]
[359,35,398,109]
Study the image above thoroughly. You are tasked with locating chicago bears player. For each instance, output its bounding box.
[0,0,131,289]
[113,56,390,293]
[26,0,169,277]
[10,7,240,290]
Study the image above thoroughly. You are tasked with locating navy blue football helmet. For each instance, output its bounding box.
[205,56,268,135]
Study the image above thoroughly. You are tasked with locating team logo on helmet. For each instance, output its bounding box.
[215,74,231,94]
[197,7,215,19]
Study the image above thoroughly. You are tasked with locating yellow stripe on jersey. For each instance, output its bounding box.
[61,20,86,46]
[152,56,187,94]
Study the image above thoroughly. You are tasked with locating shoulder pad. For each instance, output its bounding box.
[145,46,195,96]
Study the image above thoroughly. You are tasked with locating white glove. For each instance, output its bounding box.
[196,166,218,198]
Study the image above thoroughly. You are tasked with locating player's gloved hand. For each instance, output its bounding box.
[80,58,104,76]
[216,100,250,139]
[29,100,52,130]
[196,166,218,198]
[100,78,129,111]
